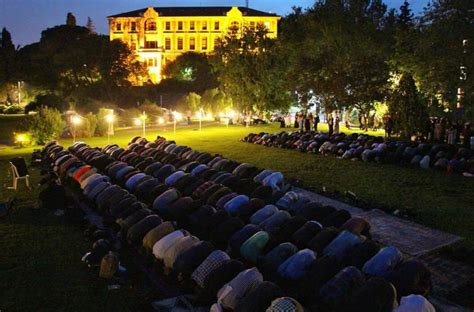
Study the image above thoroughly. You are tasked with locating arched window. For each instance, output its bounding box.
[229,21,239,33]
[145,20,156,31]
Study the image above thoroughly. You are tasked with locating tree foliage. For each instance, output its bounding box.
[211,25,291,114]
[388,73,428,138]
[162,52,217,91]
[29,107,65,144]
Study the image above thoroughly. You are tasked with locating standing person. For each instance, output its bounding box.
[285,113,291,128]
[299,113,304,130]
[305,113,313,132]
[358,114,364,130]
[335,115,340,134]
[434,119,442,142]
[447,123,457,145]
[462,122,472,148]
[328,114,334,136]
[314,114,320,132]
[294,112,299,129]
[385,116,393,138]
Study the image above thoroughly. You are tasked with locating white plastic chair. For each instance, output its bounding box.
[8,161,31,191]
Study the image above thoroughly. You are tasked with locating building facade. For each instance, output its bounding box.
[108,6,280,84]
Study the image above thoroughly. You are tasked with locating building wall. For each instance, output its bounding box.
[108,7,280,84]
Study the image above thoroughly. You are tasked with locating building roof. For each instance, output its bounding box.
[108,6,279,18]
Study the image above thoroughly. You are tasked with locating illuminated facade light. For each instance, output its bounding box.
[108,6,280,84]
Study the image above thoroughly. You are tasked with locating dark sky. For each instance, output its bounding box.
[0,0,428,47]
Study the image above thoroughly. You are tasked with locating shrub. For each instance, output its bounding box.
[0,104,8,113]
[4,104,24,114]
[75,113,97,138]
[29,107,65,144]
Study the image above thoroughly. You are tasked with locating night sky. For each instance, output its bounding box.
[0,0,429,47]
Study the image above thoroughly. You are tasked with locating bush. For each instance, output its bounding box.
[4,105,24,114]
[95,108,113,136]
[0,104,8,113]
[75,113,97,138]
[121,107,142,127]
[29,107,65,144]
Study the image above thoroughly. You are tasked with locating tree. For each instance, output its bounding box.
[0,28,17,87]
[388,73,428,138]
[24,93,69,113]
[162,52,217,91]
[29,106,65,144]
[16,25,147,106]
[177,92,201,112]
[211,25,290,114]
[86,17,96,34]
[66,12,77,26]
[281,0,391,126]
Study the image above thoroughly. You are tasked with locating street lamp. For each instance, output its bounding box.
[71,115,82,143]
[197,108,203,131]
[136,112,146,138]
[172,111,182,137]
[105,114,115,144]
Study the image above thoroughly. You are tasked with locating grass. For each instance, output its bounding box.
[1,121,473,310]
[0,114,32,142]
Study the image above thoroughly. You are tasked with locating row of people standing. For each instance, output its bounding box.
[282,112,341,136]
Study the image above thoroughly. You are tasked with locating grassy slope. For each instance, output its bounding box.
[0,114,32,142]
[1,122,473,310]
[0,152,139,311]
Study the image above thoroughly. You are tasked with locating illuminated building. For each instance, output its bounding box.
[108,6,280,84]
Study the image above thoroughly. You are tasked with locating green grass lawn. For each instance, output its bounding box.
[1,122,473,311]
[0,114,32,142]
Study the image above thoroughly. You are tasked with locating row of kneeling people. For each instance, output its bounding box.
[41,138,436,312]
[242,131,474,175]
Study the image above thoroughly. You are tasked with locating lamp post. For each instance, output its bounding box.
[172,111,182,137]
[198,108,203,131]
[105,114,115,144]
[137,112,146,138]
[71,115,81,143]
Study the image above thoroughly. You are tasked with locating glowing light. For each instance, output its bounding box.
[71,116,82,125]
[158,117,165,125]
[16,134,26,143]
[219,112,225,118]
[134,118,142,126]
[105,114,115,123]
[206,112,213,119]
[140,113,147,121]
[229,110,236,118]
[173,111,182,121]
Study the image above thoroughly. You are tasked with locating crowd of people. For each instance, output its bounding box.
[242,130,474,176]
[39,137,438,311]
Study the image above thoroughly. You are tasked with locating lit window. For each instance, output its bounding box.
[178,21,183,31]
[214,21,220,30]
[165,38,171,50]
[229,21,239,34]
[190,37,195,50]
[146,20,156,31]
[202,21,207,30]
[250,21,256,31]
[214,38,220,48]
[165,21,171,31]
[147,58,154,67]
[177,38,183,50]
[131,22,136,32]
[145,41,158,49]
[116,23,122,31]
[190,21,195,31]
[265,21,271,29]
[202,37,208,50]
[131,43,137,50]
